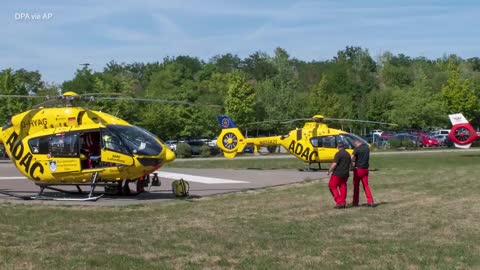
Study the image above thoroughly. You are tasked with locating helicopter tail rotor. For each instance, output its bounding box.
[216,116,247,158]
[448,113,479,148]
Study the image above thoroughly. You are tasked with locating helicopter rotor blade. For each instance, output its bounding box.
[0,94,58,109]
[0,94,48,99]
[245,118,312,126]
[92,96,223,108]
[324,117,397,126]
[280,118,313,124]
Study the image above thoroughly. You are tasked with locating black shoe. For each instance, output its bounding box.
[351,204,359,207]
[334,204,346,209]
[366,203,376,208]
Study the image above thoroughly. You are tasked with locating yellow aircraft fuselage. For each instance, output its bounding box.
[216,116,365,163]
[0,107,175,184]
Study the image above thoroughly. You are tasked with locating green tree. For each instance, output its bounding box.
[389,74,446,129]
[241,51,277,81]
[210,53,241,73]
[0,69,43,124]
[62,66,96,94]
[379,52,415,88]
[307,76,352,118]
[365,89,393,122]
[224,72,256,128]
[253,48,305,132]
[441,67,479,120]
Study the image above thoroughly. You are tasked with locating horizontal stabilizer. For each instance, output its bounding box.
[454,143,471,149]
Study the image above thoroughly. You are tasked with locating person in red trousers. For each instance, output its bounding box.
[327,143,351,209]
[352,139,375,207]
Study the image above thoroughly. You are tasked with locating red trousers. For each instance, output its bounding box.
[352,168,374,205]
[329,175,348,205]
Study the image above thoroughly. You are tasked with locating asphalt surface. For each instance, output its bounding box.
[0,162,325,206]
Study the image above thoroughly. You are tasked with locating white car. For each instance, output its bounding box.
[208,137,217,147]
[432,129,450,136]
[165,140,178,151]
[370,129,384,136]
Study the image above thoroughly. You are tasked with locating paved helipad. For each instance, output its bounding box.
[0,161,327,206]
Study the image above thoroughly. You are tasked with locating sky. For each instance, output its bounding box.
[1,0,479,84]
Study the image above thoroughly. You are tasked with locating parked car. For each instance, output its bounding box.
[433,134,453,147]
[242,145,254,153]
[208,137,217,147]
[370,129,384,136]
[165,140,178,152]
[419,134,440,147]
[380,132,396,139]
[362,134,389,148]
[392,133,421,147]
[363,134,378,144]
[432,129,451,136]
[187,140,206,155]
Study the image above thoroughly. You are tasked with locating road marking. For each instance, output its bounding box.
[0,176,27,180]
[154,171,249,184]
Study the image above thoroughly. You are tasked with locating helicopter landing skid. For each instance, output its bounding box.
[0,189,104,201]
[31,171,104,201]
[33,194,104,202]
[298,162,324,172]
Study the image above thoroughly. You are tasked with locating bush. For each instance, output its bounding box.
[176,143,192,158]
[388,138,402,149]
[200,144,211,157]
[210,146,221,156]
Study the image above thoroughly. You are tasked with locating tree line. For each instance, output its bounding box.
[1,46,480,140]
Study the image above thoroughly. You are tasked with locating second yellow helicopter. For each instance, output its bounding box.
[216,115,377,169]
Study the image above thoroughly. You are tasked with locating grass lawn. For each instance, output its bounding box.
[1,152,479,269]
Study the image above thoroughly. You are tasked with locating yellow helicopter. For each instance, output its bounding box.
[216,115,393,170]
[0,92,176,201]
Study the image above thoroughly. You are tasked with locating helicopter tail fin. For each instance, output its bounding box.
[216,115,246,158]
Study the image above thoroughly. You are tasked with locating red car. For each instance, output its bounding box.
[380,132,396,139]
[419,134,440,147]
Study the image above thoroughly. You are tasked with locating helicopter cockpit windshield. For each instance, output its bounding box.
[106,125,163,156]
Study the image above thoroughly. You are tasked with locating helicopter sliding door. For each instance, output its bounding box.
[100,129,134,166]
[41,132,82,173]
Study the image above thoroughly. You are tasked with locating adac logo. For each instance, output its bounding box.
[222,118,230,128]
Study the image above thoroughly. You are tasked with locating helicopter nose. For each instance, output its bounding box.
[165,148,176,162]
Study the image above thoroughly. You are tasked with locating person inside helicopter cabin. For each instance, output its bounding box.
[327,142,351,209]
[80,132,101,168]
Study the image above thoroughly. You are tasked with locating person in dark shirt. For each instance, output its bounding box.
[351,139,375,207]
[327,143,351,208]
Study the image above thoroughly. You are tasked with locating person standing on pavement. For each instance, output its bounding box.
[327,143,351,209]
[351,139,375,207]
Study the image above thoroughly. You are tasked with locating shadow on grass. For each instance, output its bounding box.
[459,154,480,158]
[242,167,284,170]
[346,202,390,208]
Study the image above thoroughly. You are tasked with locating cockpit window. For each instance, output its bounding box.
[340,133,368,149]
[106,125,163,156]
